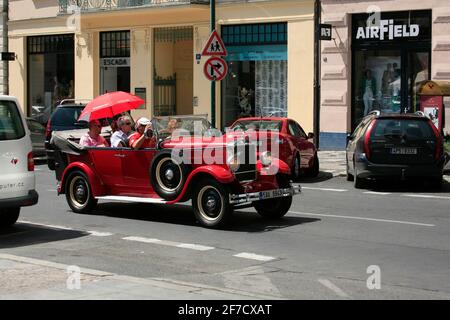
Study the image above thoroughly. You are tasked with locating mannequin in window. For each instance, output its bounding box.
[361,69,376,116]
[238,86,253,117]
[382,63,394,95]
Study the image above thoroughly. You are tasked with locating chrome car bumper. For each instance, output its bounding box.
[229,185,301,205]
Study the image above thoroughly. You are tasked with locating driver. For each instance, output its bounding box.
[128,117,155,149]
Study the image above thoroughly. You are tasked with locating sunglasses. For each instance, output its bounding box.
[124,122,132,126]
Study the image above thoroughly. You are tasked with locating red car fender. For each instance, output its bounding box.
[257,158,291,176]
[59,162,105,196]
[166,165,235,204]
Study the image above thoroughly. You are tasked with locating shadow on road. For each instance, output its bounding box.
[0,223,88,249]
[352,178,450,193]
[87,202,319,232]
[294,171,334,184]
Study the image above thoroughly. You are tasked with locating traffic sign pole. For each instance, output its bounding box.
[210,0,216,128]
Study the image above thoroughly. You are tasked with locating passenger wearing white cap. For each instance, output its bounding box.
[128,117,155,150]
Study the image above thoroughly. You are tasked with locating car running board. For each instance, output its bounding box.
[95,195,167,204]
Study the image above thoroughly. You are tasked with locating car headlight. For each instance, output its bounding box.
[227,153,240,172]
[260,151,272,167]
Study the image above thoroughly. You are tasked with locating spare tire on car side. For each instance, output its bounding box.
[150,150,191,201]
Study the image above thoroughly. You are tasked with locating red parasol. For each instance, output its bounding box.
[78,91,144,121]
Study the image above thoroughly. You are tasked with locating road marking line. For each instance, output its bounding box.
[364,191,392,195]
[46,189,55,192]
[122,236,214,251]
[289,211,435,227]
[318,278,350,298]
[18,220,74,230]
[403,194,450,200]
[233,252,276,262]
[176,243,215,251]
[301,187,348,192]
[87,231,113,237]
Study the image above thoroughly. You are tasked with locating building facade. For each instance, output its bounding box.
[1,0,7,94]
[320,0,450,150]
[8,0,315,133]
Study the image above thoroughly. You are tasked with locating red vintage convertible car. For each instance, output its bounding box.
[51,115,301,228]
[229,117,319,180]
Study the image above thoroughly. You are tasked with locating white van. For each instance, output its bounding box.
[0,95,38,226]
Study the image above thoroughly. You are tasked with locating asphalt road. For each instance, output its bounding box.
[1,164,450,299]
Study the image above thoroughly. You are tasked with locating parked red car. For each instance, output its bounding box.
[229,117,319,179]
[51,115,301,228]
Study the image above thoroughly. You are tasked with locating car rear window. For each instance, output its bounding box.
[51,107,85,127]
[0,100,25,141]
[370,118,435,140]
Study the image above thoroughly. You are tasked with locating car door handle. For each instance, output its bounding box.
[114,154,126,158]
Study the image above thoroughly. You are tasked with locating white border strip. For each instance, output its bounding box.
[233,252,276,262]
[403,194,450,200]
[122,236,214,251]
[318,278,350,298]
[302,187,348,192]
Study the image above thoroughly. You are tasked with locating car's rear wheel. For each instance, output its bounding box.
[192,178,232,228]
[306,153,319,178]
[353,162,365,189]
[0,208,20,227]
[151,152,190,201]
[65,170,97,213]
[292,155,301,181]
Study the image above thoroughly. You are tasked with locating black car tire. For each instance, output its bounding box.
[192,178,232,228]
[429,175,443,190]
[47,158,55,171]
[292,155,301,181]
[254,196,292,219]
[346,159,354,181]
[0,207,20,227]
[65,170,97,213]
[306,153,319,178]
[353,162,365,189]
[150,151,190,201]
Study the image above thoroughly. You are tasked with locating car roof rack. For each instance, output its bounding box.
[415,111,425,117]
[58,99,90,106]
[368,110,380,116]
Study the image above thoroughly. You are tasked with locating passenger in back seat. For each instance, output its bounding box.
[111,116,133,148]
[79,119,109,147]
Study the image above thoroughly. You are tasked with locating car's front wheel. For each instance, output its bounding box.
[65,170,97,213]
[0,208,20,227]
[254,196,292,219]
[192,178,232,228]
[292,155,301,181]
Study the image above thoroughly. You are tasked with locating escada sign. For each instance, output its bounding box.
[356,19,420,40]
[101,58,130,67]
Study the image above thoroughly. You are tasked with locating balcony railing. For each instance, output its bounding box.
[59,0,200,14]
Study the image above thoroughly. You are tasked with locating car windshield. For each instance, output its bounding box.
[153,115,215,139]
[231,120,282,132]
[0,100,25,141]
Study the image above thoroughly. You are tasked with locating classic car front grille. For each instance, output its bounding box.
[234,142,257,182]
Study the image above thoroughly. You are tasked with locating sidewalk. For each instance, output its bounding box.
[317,151,347,177]
[0,254,279,300]
[317,150,450,180]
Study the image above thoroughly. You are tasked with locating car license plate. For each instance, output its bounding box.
[390,147,417,155]
[259,189,286,200]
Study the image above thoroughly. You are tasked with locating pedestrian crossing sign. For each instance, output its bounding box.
[201,30,228,57]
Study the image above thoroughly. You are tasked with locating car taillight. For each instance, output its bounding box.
[45,119,52,139]
[28,152,34,171]
[364,120,376,160]
[430,122,442,161]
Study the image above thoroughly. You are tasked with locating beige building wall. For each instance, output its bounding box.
[321,0,450,137]
[8,0,315,131]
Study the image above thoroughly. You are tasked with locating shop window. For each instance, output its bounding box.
[221,23,287,128]
[100,31,130,94]
[27,34,74,120]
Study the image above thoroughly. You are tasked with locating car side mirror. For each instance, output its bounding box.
[346,133,353,143]
[307,132,314,139]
